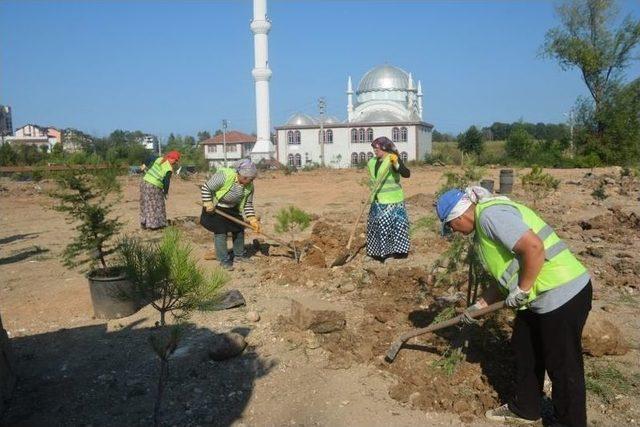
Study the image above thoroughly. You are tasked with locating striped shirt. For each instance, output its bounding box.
[201,172,255,218]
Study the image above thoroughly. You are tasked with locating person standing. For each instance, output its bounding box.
[436,187,592,427]
[139,150,180,230]
[200,159,261,271]
[366,136,411,262]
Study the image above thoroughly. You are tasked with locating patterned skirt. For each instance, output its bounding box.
[366,201,410,258]
[139,180,167,229]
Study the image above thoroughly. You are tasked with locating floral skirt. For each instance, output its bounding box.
[139,180,166,229]
[366,202,410,258]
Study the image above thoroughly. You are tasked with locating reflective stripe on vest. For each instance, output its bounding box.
[214,168,253,212]
[143,157,172,189]
[474,199,587,304]
[367,157,404,204]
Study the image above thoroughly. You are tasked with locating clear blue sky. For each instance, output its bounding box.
[1,0,639,139]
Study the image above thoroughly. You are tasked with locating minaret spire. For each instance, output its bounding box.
[417,80,423,120]
[347,75,354,122]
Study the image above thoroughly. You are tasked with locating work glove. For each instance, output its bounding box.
[505,286,530,308]
[388,153,399,166]
[203,201,215,213]
[460,302,481,325]
[248,217,262,233]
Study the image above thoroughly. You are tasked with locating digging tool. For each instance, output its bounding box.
[385,300,506,362]
[330,166,391,267]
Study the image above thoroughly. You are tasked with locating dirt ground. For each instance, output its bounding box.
[1,165,639,426]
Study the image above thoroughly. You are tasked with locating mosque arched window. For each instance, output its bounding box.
[400,151,409,162]
[288,154,295,167]
[358,128,365,143]
[400,127,408,142]
[351,152,359,165]
[366,128,374,143]
[367,152,374,160]
[287,131,294,144]
[351,129,358,143]
[359,152,366,164]
[294,130,301,144]
[294,153,302,167]
[326,129,333,143]
[392,127,400,142]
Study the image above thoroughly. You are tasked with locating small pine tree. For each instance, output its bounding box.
[149,325,181,427]
[49,167,123,273]
[457,125,484,157]
[119,227,226,326]
[520,166,560,207]
[274,205,311,262]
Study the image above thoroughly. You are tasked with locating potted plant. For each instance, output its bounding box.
[50,167,138,319]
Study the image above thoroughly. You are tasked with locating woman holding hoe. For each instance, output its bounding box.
[366,136,411,262]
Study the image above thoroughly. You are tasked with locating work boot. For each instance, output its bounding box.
[219,262,234,271]
[203,250,217,260]
[233,256,250,264]
[485,404,539,424]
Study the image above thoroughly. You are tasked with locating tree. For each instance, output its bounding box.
[457,125,484,156]
[274,206,311,262]
[0,143,17,166]
[542,0,640,123]
[197,131,211,141]
[505,124,535,161]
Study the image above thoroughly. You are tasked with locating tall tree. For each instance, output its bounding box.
[197,131,211,142]
[457,125,484,156]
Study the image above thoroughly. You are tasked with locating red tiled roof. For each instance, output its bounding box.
[201,131,256,145]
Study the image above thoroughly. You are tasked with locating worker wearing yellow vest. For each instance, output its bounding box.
[200,159,261,271]
[435,186,591,427]
[366,136,411,263]
[139,150,180,230]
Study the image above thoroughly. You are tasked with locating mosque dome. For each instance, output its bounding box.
[285,113,316,126]
[357,64,410,93]
[323,116,341,124]
[358,109,404,123]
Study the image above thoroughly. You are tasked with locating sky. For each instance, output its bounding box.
[1,0,640,139]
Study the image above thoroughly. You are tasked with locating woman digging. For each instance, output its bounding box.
[139,150,181,230]
[199,159,261,271]
[366,136,411,263]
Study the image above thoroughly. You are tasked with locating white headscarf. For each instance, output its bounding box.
[444,186,508,223]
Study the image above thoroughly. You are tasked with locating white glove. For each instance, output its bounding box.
[506,286,530,308]
[460,302,481,325]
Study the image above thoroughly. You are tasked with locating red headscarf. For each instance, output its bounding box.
[162,150,181,163]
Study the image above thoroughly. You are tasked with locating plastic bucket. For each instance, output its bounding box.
[499,169,514,194]
[87,269,139,319]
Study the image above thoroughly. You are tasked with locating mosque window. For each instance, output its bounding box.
[400,151,409,162]
[294,130,301,144]
[288,154,294,167]
[392,127,400,142]
[287,131,294,144]
[358,128,365,143]
[294,153,302,167]
[367,152,374,160]
[326,129,333,143]
[351,152,359,165]
[359,152,366,163]
[400,127,408,142]
[351,128,358,143]
[366,128,374,143]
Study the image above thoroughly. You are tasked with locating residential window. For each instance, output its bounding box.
[294,153,302,167]
[226,144,237,152]
[400,127,408,142]
[392,127,400,142]
[358,128,365,143]
[366,128,374,143]
[207,145,217,153]
[359,152,366,163]
[400,151,409,162]
[351,152,359,165]
[351,128,358,143]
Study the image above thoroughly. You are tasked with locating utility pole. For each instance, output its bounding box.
[318,97,325,167]
[564,110,575,158]
[222,119,228,167]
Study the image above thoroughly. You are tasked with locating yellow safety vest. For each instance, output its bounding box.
[367,156,404,204]
[143,157,173,190]
[214,168,254,212]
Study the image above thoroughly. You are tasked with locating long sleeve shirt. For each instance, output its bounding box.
[373,158,411,178]
[201,172,255,218]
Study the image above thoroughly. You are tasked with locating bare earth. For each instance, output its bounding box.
[1,166,639,426]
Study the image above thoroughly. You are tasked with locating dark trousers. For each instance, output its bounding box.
[509,281,592,427]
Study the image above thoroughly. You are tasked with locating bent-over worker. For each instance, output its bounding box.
[139,150,180,230]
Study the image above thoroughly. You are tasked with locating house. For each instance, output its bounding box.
[5,124,61,152]
[201,131,256,168]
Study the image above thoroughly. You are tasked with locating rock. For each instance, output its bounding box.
[304,331,321,349]
[212,290,246,311]
[582,311,629,357]
[453,400,471,414]
[208,332,247,361]
[603,177,616,185]
[290,297,346,333]
[338,283,356,294]
[246,311,260,322]
[408,392,422,406]
[585,246,605,258]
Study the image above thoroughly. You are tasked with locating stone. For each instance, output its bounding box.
[582,311,629,357]
[585,246,605,258]
[338,283,356,294]
[408,392,422,407]
[290,297,346,334]
[246,311,260,322]
[212,290,246,311]
[208,332,247,361]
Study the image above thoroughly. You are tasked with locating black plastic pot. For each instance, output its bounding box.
[87,268,139,319]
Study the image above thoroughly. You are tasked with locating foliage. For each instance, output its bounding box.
[164,133,208,172]
[505,124,535,161]
[429,234,471,288]
[274,205,312,262]
[585,361,640,404]
[591,181,608,200]
[436,164,485,197]
[432,306,456,324]
[520,166,560,206]
[410,215,437,237]
[432,346,465,376]
[49,167,123,272]
[197,131,211,142]
[119,227,226,326]
[432,129,456,142]
[457,125,484,156]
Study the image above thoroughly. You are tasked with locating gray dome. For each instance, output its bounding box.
[358,110,404,123]
[286,113,316,126]
[358,64,410,93]
[323,116,341,124]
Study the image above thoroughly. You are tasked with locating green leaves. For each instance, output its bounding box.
[274,206,311,234]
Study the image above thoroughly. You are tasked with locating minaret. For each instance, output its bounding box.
[347,76,354,122]
[407,72,416,115]
[250,0,274,162]
[417,80,423,120]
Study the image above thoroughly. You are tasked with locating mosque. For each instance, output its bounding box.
[274,64,434,168]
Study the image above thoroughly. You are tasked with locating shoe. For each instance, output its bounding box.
[485,404,539,424]
[233,256,250,263]
[203,250,217,260]
[219,262,234,271]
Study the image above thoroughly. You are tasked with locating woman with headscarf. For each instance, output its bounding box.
[435,186,592,426]
[200,159,261,270]
[139,150,181,230]
[366,136,411,262]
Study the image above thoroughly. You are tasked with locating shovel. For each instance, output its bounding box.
[330,166,391,267]
[385,300,505,362]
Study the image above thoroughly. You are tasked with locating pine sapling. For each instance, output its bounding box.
[274,205,311,262]
[149,325,181,427]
